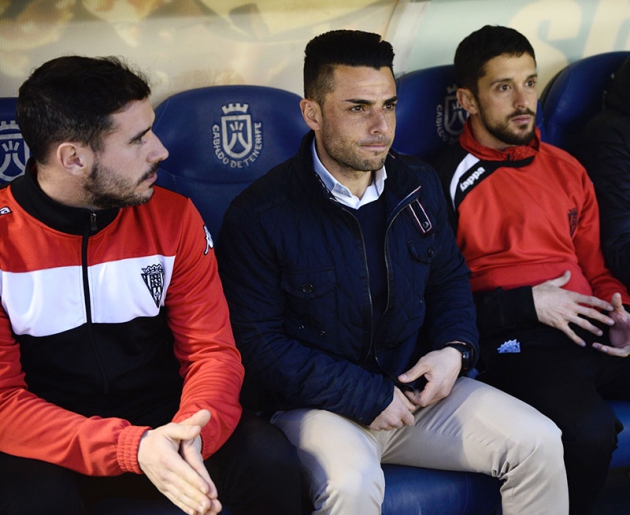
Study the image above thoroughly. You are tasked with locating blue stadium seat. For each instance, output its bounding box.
[152,85,309,237]
[394,65,466,163]
[540,51,630,154]
[0,97,28,184]
[94,468,500,514]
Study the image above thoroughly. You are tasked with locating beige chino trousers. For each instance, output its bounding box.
[273,377,569,515]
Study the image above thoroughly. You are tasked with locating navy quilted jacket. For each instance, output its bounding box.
[217,133,478,425]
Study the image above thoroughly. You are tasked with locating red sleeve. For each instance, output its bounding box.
[0,306,149,475]
[166,200,244,459]
[574,168,630,304]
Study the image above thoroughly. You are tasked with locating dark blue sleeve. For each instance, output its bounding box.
[578,114,630,292]
[418,167,480,362]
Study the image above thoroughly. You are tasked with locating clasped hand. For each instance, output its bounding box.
[369,347,461,431]
[138,409,221,515]
[532,270,630,357]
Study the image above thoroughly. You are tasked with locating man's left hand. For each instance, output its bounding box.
[593,292,630,357]
[138,409,221,515]
[179,412,220,512]
[397,347,461,407]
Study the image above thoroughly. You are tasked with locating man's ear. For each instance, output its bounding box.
[300,98,322,131]
[56,142,91,176]
[457,88,479,116]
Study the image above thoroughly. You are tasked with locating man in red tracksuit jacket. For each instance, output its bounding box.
[0,55,300,515]
[435,25,630,515]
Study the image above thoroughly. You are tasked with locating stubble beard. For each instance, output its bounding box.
[321,131,390,176]
[480,105,537,147]
[85,161,158,210]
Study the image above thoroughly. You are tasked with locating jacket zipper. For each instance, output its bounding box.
[82,211,110,394]
[341,207,374,364]
[341,185,423,365]
[372,186,422,367]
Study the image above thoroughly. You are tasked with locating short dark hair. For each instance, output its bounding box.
[304,30,395,105]
[17,56,151,164]
[454,25,536,96]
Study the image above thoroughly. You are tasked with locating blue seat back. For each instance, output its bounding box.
[540,51,630,154]
[0,97,28,184]
[394,65,543,163]
[153,85,309,236]
[393,65,466,163]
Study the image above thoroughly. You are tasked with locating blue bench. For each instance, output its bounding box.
[91,400,630,514]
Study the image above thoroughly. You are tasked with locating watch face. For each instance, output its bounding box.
[461,350,471,370]
[447,343,472,370]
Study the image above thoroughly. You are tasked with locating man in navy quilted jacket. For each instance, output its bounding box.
[217,29,569,515]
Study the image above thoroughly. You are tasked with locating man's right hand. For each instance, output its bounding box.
[138,409,221,515]
[532,270,614,346]
[369,387,416,431]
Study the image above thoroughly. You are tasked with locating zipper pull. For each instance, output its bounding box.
[90,212,97,233]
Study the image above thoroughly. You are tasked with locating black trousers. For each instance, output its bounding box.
[0,409,302,515]
[480,326,630,515]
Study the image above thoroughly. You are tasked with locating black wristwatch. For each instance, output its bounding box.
[444,343,473,372]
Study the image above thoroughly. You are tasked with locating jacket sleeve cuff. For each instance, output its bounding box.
[474,286,538,337]
[117,425,152,474]
[362,381,395,426]
[501,286,538,325]
[199,421,219,459]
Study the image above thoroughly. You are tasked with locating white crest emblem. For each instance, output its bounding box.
[436,84,468,145]
[212,103,263,169]
[141,264,165,308]
[0,119,29,183]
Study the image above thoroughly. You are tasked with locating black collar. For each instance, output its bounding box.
[10,159,120,236]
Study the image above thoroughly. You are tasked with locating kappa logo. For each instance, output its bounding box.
[141,264,165,308]
[0,206,11,216]
[212,103,263,169]
[0,120,29,182]
[460,166,486,192]
[435,84,467,144]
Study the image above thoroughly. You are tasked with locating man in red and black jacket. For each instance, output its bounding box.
[0,56,301,515]
[435,25,630,515]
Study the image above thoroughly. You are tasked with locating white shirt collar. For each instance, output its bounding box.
[311,139,386,209]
